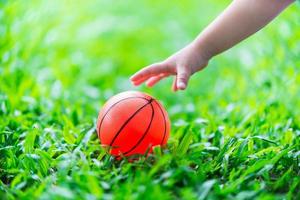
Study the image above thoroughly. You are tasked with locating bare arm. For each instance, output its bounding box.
[195,0,295,59]
[131,0,294,91]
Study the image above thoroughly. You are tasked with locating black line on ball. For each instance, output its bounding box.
[153,100,167,145]
[98,96,148,138]
[109,99,153,146]
[123,99,155,155]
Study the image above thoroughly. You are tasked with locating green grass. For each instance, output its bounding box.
[1,0,300,199]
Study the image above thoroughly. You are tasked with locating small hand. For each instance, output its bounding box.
[130,43,210,91]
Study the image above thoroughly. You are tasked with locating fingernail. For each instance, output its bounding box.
[177,82,186,89]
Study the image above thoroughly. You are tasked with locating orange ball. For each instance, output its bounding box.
[97,91,170,158]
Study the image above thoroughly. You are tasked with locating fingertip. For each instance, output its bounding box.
[130,75,138,82]
[130,71,146,81]
[172,77,177,92]
[146,83,153,88]
[131,81,140,86]
[145,81,152,87]
[172,84,178,92]
[177,82,186,90]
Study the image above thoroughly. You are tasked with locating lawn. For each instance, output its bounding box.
[0,0,300,199]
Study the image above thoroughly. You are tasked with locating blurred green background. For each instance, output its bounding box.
[0,0,299,199]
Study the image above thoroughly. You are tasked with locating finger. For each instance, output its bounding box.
[132,72,170,86]
[176,66,191,90]
[146,73,171,87]
[172,76,177,92]
[131,76,152,86]
[130,62,167,82]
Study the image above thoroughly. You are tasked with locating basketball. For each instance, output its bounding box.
[97,91,170,158]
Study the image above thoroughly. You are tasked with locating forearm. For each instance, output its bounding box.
[194,0,294,59]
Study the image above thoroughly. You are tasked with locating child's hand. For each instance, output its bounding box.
[130,0,293,92]
[130,43,210,91]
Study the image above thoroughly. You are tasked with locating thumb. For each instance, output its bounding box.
[176,66,190,90]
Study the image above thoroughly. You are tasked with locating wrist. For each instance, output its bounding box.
[190,39,214,62]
